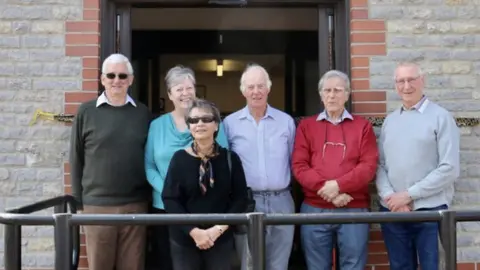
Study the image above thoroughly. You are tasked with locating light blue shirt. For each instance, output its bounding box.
[144,113,229,209]
[223,105,296,191]
[316,109,353,125]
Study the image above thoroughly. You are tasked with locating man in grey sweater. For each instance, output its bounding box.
[375,62,460,270]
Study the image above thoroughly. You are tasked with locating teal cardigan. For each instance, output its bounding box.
[144,113,229,210]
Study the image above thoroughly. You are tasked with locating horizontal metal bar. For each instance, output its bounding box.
[264,211,444,225]
[455,211,480,222]
[0,214,55,225]
[4,210,480,227]
[6,195,75,214]
[70,213,250,226]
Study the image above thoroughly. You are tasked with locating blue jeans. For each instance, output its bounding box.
[300,203,369,270]
[253,190,295,270]
[380,204,447,270]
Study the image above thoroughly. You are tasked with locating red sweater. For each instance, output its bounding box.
[292,115,378,209]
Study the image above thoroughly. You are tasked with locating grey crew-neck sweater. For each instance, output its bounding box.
[69,99,152,209]
[375,100,460,210]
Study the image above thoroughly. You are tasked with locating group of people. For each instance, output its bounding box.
[70,53,460,270]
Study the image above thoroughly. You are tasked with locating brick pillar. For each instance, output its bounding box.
[349,0,389,269]
[63,0,101,269]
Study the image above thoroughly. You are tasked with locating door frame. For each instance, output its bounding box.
[99,0,351,111]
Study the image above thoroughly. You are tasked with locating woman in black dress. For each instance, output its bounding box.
[162,99,248,270]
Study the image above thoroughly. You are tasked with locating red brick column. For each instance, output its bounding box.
[63,0,101,269]
[349,0,387,118]
[348,0,389,269]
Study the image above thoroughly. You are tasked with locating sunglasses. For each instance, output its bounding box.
[105,73,128,80]
[186,116,215,124]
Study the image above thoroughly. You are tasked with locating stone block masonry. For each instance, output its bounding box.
[0,0,99,268]
[367,0,480,268]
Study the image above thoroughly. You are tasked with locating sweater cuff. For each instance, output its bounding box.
[407,186,421,200]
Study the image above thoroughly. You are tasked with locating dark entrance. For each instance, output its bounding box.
[100,1,350,269]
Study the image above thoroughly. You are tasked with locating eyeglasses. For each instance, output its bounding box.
[186,116,215,124]
[105,73,128,80]
[322,142,346,160]
[321,87,346,96]
[395,76,420,86]
[322,124,347,160]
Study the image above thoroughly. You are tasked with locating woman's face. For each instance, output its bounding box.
[187,108,218,141]
[168,78,196,111]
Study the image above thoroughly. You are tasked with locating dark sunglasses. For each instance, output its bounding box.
[105,73,128,80]
[187,116,215,124]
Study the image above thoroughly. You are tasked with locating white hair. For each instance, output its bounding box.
[239,63,273,92]
[318,70,351,93]
[394,62,423,80]
[101,53,134,75]
[164,65,196,93]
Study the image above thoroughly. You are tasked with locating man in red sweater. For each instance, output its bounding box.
[292,70,378,270]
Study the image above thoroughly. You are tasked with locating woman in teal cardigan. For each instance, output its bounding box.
[144,65,228,270]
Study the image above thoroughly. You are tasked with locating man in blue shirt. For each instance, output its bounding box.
[224,63,296,270]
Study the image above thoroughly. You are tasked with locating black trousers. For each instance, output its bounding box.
[170,237,235,270]
[146,208,173,270]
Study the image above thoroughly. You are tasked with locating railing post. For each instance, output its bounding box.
[247,212,265,270]
[440,210,457,270]
[4,224,21,270]
[54,213,72,270]
[53,201,67,214]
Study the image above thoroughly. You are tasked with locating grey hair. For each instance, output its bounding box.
[239,63,273,92]
[394,62,423,80]
[165,65,196,93]
[318,70,351,93]
[102,53,134,75]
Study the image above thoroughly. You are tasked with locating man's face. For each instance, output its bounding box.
[101,63,133,97]
[320,77,349,113]
[394,66,424,106]
[242,68,270,109]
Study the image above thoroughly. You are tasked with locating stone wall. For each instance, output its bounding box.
[368,0,480,268]
[0,0,99,268]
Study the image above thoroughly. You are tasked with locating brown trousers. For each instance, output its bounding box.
[83,202,147,270]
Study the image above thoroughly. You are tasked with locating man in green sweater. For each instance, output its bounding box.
[69,53,152,270]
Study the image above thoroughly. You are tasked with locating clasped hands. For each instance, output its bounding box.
[317,180,353,208]
[384,191,412,212]
[189,225,228,250]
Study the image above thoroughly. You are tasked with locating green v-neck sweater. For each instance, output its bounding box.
[69,99,152,209]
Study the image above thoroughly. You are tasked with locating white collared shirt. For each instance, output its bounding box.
[96,91,137,107]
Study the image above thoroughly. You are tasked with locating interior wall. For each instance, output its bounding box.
[157,54,286,113]
[131,8,318,30]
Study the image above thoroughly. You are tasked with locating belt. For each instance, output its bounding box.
[252,187,290,196]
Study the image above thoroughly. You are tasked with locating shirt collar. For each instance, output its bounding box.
[400,95,429,114]
[238,104,275,120]
[316,109,353,125]
[96,91,137,107]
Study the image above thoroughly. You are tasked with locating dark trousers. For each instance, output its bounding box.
[380,204,447,270]
[170,237,235,270]
[147,208,173,270]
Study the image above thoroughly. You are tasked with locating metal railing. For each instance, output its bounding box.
[3,195,80,270]
[2,195,480,270]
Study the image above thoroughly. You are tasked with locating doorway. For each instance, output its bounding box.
[100,0,351,117]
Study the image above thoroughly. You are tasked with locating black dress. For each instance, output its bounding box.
[162,147,248,270]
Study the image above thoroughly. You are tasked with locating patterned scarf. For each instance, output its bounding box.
[191,141,219,195]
